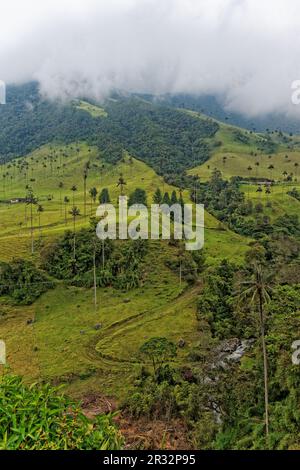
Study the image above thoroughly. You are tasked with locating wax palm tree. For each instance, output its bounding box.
[37,204,44,235]
[26,189,38,254]
[237,263,272,437]
[89,187,98,215]
[83,162,90,217]
[129,155,134,177]
[69,206,81,259]
[294,162,299,179]
[2,174,6,196]
[63,196,69,225]
[117,173,126,196]
[92,237,98,310]
[268,164,274,181]
[58,182,64,216]
[178,188,184,207]
[246,166,252,198]
[256,185,263,200]
[70,185,77,206]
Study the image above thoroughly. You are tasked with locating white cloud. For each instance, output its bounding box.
[1,0,300,117]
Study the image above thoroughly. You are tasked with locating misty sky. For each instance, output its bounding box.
[1,0,300,117]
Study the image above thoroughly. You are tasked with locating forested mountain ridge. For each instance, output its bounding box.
[0,83,218,179]
[157,93,300,134]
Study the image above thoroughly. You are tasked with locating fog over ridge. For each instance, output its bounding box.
[1,0,300,117]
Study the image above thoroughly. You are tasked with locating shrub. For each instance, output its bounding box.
[0,374,123,450]
[42,229,147,290]
[0,259,53,305]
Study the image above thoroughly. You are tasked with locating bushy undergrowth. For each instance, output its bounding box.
[195,170,300,239]
[0,259,53,304]
[42,229,148,291]
[0,374,123,450]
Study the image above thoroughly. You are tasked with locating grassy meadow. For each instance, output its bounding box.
[0,141,248,400]
[186,110,300,181]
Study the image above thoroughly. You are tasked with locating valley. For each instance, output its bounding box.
[0,91,299,450]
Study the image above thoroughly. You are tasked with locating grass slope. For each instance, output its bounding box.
[241,182,300,221]
[0,242,198,400]
[0,143,248,400]
[0,142,246,261]
[186,111,300,181]
[74,100,108,118]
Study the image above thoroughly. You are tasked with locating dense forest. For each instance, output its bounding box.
[0,83,218,179]
[158,93,300,134]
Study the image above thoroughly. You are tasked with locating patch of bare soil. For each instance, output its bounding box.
[81,392,117,418]
[116,415,192,450]
[81,393,191,450]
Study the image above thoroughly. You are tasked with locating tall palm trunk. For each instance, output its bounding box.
[30,203,34,254]
[102,239,105,269]
[73,216,76,259]
[93,244,97,310]
[83,176,87,217]
[60,190,62,216]
[258,287,269,437]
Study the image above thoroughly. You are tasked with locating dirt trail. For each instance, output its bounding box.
[84,284,201,368]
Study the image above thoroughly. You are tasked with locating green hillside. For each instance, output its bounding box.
[0,142,247,261]
[0,83,219,180]
[187,111,300,181]
[0,142,248,403]
[0,94,299,450]
[241,183,300,221]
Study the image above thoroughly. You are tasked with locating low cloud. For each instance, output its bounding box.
[1,0,300,117]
